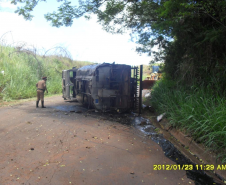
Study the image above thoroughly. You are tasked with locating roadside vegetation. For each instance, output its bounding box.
[0,45,92,102]
[150,78,226,163]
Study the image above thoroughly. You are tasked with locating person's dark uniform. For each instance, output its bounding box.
[36,77,48,108]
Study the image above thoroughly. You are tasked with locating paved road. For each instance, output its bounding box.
[0,96,198,185]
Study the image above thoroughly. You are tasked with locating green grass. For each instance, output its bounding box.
[150,78,226,163]
[0,46,92,101]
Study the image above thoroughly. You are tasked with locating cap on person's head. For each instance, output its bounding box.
[42,77,47,80]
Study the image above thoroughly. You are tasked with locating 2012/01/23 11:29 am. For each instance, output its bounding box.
[153,164,226,171]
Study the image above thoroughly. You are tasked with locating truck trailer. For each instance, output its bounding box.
[62,63,142,113]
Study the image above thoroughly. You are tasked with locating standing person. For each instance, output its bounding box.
[36,77,48,108]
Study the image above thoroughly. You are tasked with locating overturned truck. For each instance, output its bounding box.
[62,63,142,113]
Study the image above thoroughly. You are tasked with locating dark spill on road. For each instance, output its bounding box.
[53,105,87,112]
[130,117,223,185]
[52,103,223,185]
[95,113,223,185]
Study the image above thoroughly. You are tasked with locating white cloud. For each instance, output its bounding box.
[0,0,16,9]
[0,9,152,66]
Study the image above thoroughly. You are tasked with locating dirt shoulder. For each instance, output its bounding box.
[0,94,61,107]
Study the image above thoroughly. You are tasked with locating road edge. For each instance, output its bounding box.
[142,111,226,184]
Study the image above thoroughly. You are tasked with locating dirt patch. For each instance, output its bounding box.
[0,94,61,107]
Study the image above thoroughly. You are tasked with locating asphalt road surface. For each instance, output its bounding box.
[0,96,217,185]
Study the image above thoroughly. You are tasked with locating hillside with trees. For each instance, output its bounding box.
[0,45,92,102]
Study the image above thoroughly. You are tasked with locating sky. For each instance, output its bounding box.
[0,0,153,66]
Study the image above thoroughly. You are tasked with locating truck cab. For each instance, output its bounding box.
[62,68,76,100]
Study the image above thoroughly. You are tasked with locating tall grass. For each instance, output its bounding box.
[0,46,92,101]
[150,78,226,163]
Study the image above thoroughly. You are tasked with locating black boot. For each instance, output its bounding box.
[36,101,39,108]
[41,101,46,108]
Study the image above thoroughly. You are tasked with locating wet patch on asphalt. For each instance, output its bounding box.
[51,102,223,185]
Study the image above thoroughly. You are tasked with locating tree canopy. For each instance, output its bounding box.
[10,0,226,92]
